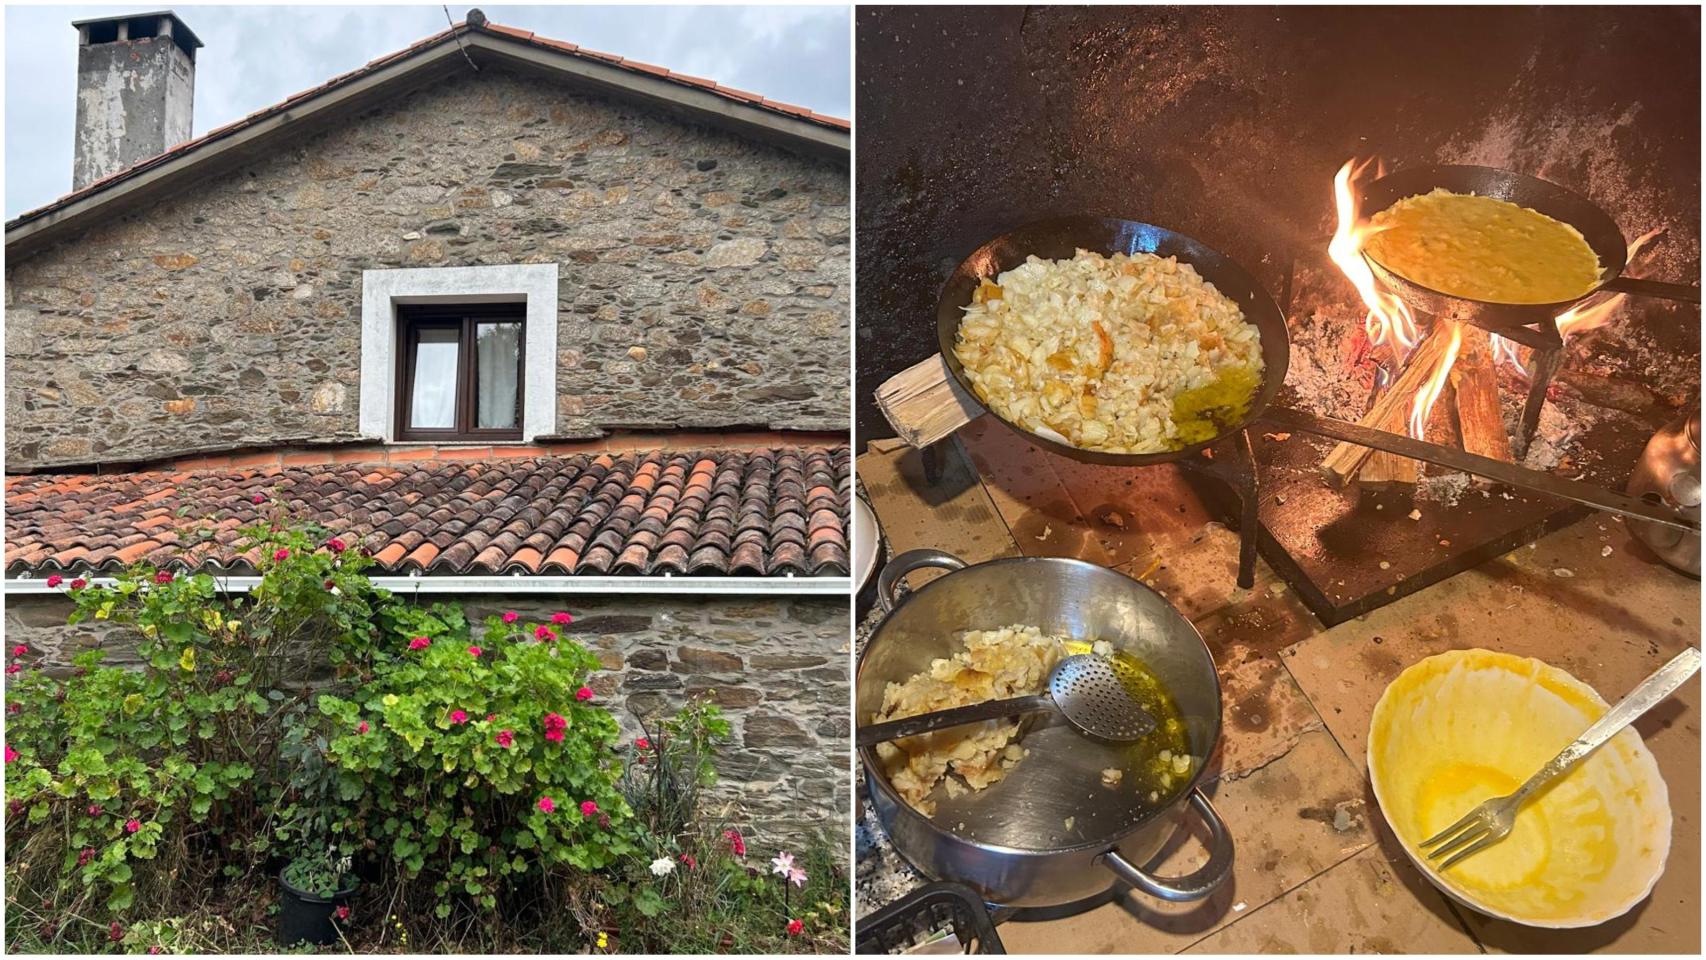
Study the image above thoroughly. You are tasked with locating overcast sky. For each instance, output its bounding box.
[4,3,851,217]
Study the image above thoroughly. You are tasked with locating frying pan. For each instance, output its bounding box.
[935,217,1291,467]
[1357,163,1701,331]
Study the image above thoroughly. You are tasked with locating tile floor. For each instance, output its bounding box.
[856,425,1700,954]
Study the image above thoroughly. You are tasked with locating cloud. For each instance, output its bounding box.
[4,4,850,217]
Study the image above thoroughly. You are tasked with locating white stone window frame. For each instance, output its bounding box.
[359,264,559,443]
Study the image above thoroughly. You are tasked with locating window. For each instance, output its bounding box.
[394,305,525,441]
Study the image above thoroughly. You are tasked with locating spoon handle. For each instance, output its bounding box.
[1513,646,1701,805]
[856,694,1055,747]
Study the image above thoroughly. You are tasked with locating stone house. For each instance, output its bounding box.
[4,11,851,842]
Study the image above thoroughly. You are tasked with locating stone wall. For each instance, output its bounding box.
[6,65,849,470]
[4,592,850,847]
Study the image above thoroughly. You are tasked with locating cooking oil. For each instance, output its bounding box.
[1061,640,1195,805]
[1170,364,1261,446]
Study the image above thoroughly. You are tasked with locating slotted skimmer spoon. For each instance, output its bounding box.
[1420,645,1701,871]
[855,653,1156,747]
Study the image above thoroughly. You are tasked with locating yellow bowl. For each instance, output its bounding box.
[1368,649,1671,928]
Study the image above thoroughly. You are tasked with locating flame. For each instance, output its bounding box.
[1330,159,1419,364]
[1408,322,1463,438]
[1489,226,1665,377]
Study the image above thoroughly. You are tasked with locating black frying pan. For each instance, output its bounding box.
[935,217,1291,467]
[1357,164,1701,331]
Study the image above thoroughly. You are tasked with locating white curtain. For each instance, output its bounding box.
[476,323,521,429]
[409,328,459,429]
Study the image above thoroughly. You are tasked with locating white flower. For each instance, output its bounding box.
[770,852,795,878]
[648,857,676,877]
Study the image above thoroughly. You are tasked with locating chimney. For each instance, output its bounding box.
[71,11,202,189]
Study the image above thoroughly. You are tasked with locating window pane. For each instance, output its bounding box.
[409,327,459,429]
[475,322,522,430]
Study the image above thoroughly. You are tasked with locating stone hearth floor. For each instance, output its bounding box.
[854,419,1700,954]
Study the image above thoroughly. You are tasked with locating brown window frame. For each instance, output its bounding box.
[394,303,526,442]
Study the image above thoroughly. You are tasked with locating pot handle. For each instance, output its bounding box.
[876,549,967,613]
[1097,788,1234,903]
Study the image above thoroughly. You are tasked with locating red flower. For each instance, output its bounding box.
[467,645,483,658]
[153,571,174,585]
[327,537,346,553]
[125,819,141,834]
[551,611,574,625]
[575,686,594,702]
[679,853,696,869]
[273,549,290,562]
[496,729,514,748]
[251,493,265,504]
[357,721,369,734]
[11,645,28,657]
[215,669,234,685]
[485,713,496,722]
[109,921,124,943]
[5,665,22,675]
[70,578,87,590]
[502,611,519,624]
[580,800,598,817]
[635,737,650,750]
[87,804,102,817]
[335,905,350,921]
[723,829,746,857]
[324,579,336,590]
[598,813,611,829]
[78,847,95,866]
[45,575,62,588]
[408,636,431,651]
[534,625,556,642]
[542,712,567,743]
[450,709,469,724]
[787,919,803,937]
[537,796,556,814]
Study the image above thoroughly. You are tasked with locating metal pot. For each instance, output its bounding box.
[857,549,1233,908]
[1627,410,1702,576]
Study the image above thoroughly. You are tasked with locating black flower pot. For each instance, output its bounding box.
[277,866,356,947]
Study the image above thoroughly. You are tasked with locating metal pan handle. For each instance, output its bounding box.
[875,548,967,613]
[1600,276,1701,304]
[1097,788,1234,902]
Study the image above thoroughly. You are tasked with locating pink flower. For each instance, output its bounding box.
[4,665,20,675]
[335,906,350,921]
[45,575,62,588]
[125,819,141,834]
[357,721,369,734]
[153,571,173,585]
[724,829,746,857]
[580,800,598,817]
[87,804,102,817]
[467,646,483,658]
[788,866,808,888]
[251,493,265,504]
[78,847,95,866]
[543,712,567,743]
[6,703,18,715]
[485,713,496,722]
[450,710,468,724]
[273,549,290,562]
[502,611,519,624]
[4,744,18,764]
[409,636,431,651]
[327,538,346,553]
[70,578,87,590]
[495,729,514,748]
[635,737,650,750]
[575,686,594,702]
[534,625,556,642]
[680,853,696,869]
[787,919,803,937]
[109,922,124,943]
[11,645,28,657]
[552,612,574,625]
[537,796,556,814]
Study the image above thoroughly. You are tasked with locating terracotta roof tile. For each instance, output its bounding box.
[5,447,849,579]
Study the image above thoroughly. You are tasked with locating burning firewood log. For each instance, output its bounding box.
[1319,323,1459,487]
[1452,327,1515,464]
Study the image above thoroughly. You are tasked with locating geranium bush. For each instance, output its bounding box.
[317,603,639,919]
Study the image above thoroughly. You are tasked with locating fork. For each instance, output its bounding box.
[1419,646,1701,871]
